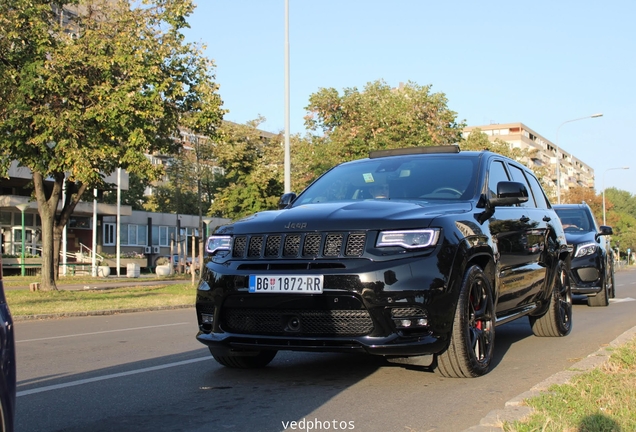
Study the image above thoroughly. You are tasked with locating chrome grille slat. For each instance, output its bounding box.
[265,235,281,257]
[283,234,301,257]
[345,233,366,256]
[303,233,321,257]
[324,233,343,257]
[232,232,366,259]
[248,236,263,257]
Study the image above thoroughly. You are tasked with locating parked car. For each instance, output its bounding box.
[0,255,16,432]
[553,203,615,307]
[196,146,572,377]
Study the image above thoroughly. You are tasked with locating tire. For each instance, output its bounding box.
[436,265,495,378]
[211,349,277,369]
[530,261,572,337]
[587,275,609,307]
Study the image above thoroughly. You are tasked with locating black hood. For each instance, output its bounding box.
[563,230,597,245]
[217,200,473,234]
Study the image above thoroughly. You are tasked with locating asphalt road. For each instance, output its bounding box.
[14,268,636,432]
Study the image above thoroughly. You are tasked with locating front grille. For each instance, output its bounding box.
[231,232,367,259]
[221,308,374,336]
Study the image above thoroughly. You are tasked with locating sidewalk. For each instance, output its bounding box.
[463,324,636,431]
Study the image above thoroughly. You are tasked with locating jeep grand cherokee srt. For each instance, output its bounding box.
[196,146,572,377]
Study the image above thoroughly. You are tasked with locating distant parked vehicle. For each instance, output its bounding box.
[554,203,615,307]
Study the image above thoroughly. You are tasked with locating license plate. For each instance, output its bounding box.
[248,275,324,293]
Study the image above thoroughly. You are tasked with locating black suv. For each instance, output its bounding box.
[553,203,615,307]
[196,146,572,377]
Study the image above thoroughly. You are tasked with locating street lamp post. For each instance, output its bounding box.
[555,113,603,204]
[16,203,29,277]
[283,0,291,193]
[603,166,629,226]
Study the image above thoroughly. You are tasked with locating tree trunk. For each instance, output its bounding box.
[32,172,60,291]
[32,172,87,289]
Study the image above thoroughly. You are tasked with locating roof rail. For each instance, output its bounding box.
[369,145,460,159]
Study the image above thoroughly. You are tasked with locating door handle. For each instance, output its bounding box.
[520,216,530,223]
[543,216,551,222]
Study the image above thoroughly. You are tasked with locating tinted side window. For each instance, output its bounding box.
[488,160,510,198]
[508,165,534,208]
[526,172,549,209]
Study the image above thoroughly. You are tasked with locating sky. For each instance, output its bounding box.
[184,0,636,194]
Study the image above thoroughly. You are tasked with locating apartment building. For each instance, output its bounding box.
[463,123,595,194]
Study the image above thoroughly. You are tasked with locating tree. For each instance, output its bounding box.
[561,185,604,220]
[0,0,224,290]
[605,188,636,218]
[304,80,465,165]
[211,119,284,220]
[101,172,149,211]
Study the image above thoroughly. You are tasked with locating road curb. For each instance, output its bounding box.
[463,324,636,431]
[12,304,195,321]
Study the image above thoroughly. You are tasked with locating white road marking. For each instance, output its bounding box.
[17,356,211,397]
[16,322,190,343]
[610,297,635,303]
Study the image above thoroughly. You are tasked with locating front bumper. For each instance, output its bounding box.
[568,256,603,295]
[195,255,456,357]
[196,331,446,357]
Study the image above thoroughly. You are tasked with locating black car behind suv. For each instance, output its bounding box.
[554,203,615,307]
[196,146,572,377]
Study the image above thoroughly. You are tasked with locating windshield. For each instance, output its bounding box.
[295,155,477,205]
[554,208,596,233]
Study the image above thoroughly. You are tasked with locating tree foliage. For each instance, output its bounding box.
[562,186,604,219]
[304,80,465,165]
[603,188,636,256]
[0,0,224,289]
[211,119,284,220]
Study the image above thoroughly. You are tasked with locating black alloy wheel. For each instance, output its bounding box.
[530,260,572,337]
[436,265,495,378]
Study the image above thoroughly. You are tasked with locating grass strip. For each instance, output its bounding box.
[5,283,196,316]
[1,274,189,288]
[505,337,636,431]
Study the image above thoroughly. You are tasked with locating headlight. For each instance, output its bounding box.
[376,229,440,249]
[206,235,232,254]
[574,241,597,258]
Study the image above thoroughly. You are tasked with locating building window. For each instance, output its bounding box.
[159,226,168,246]
[123,224,147,246]
[120,224,128,244]
[128,225,137,245]
[104,223,116,246]
[151,226,170,247]
[138,225,147,246]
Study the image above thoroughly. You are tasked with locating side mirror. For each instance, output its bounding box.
[278,192,297,210]
[489,181,529,207]
[596,225,613,239]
